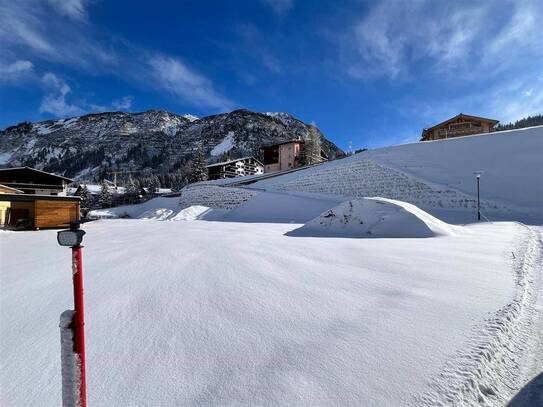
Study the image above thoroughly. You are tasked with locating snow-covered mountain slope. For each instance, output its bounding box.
[211,126,542,223]
[0,109,342,180]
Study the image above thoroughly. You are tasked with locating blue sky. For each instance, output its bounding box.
[0,0,541,150]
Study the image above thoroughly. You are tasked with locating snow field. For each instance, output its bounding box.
[0,220,541,406]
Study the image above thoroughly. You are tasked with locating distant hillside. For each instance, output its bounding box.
[0,109,343,185]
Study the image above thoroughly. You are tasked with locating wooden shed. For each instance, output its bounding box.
[0,194,80,229]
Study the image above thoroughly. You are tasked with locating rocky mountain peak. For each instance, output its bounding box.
[0,109,343,182]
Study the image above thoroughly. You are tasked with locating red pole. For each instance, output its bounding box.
[72,246,87,407]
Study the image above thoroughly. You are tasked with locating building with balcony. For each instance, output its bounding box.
[421,114,498,141]
[206,157,264,180]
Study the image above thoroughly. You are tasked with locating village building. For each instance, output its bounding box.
[262,140,328,173]
[206,157,264,180]
[421,113,499,141]
[0,167,80,229]
[0,166,72,195]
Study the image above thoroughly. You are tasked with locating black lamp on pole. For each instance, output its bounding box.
[474,171,483,221]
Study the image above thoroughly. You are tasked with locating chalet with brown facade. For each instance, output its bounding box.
[206,157,264,180]
[421,114,498,141]
[0,167,80,229]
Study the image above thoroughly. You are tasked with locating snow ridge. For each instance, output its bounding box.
[413,225,543,406]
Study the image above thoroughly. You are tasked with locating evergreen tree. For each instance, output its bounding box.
[125,176,140,204]
[76,184,93,217]
[99,180,113,208]
[188,147,208,183]
[149,175,161,194]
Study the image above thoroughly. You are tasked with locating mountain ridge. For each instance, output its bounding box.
[0,109,343,182]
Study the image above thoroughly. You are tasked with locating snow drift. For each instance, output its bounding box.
[88,198,226,222]
[169,205,226,221]
[288,198,458,238]
[222,191,343,223]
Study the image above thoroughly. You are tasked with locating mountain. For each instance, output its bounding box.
[0,109,343,182]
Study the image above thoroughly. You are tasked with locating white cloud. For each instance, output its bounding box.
[490,82,543,123]
[488,0,540,56]
[148,55,232,110]
[347,0,542,80]
[348,0,489,79]
[112,96,134,111]
[39,72,83,117]
[263,0,294,14]
[0,0,115,68]
[89,95,134,113]
[0,60,34,81]
[46,0,88,21]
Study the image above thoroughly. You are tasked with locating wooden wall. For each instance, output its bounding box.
[35,200,79,228]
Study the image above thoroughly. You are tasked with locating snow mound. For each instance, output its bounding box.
[88,197,181,220]
[169,205,226,221]
[138,208,175,220]
[289,198,458,238]
[223,191,343,223]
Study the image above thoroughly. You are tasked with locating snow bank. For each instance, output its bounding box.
[169,205,227,221]
[88,196,181,220]
[289,198,457,238]
[138,208,175,221]
[88,198,227,222]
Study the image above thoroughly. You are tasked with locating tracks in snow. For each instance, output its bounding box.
[413,224,543,406]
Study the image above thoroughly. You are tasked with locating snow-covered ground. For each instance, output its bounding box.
[2,126,543,406]
[1,216,542,406]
